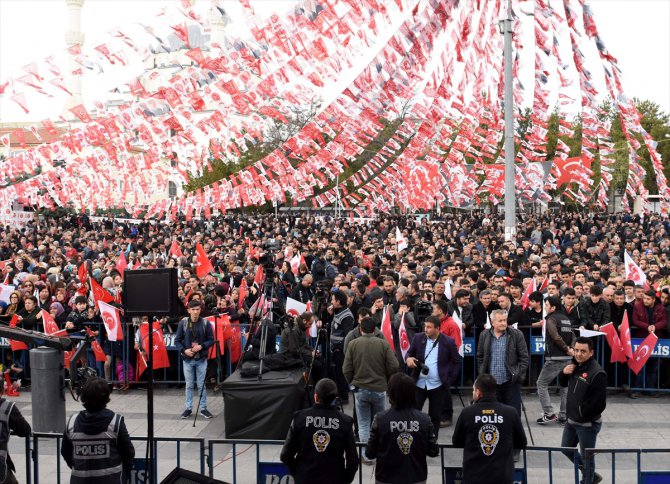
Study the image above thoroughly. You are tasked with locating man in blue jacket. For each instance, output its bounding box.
[406,315,461,437]
[175,299,215,419]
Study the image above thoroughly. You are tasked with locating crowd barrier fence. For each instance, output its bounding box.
[2,322,668,392]
[17,433,670,483]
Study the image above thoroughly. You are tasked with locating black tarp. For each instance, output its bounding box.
[221,368,307,440]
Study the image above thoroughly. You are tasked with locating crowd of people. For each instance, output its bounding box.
[0,210,668,390]
[1,208,669,483]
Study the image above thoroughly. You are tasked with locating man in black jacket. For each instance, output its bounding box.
[476,310,528,420]
[366,373,438,484]
[559,337,607,484]
[281,378,358,484]
[452,374,527,484]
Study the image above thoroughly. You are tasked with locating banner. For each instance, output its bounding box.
[0,208,33,228]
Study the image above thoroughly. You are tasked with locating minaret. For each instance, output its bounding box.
[209,2,229,48]
[63,0,85,115]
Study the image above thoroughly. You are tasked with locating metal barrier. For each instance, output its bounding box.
[584,448,670,484]
[28,432,206,484]
[207,439,584,484]
[2,323,668,390]
[19,433,670,483]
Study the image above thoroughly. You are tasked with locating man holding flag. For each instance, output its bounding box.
[631,290,666,396]
[342,317,398,465]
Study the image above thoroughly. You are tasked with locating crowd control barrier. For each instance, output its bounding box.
[16,433,670,483]
[1,322,668,392]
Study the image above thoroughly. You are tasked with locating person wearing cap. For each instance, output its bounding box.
[174,299,215,419]
[280,378,358,484]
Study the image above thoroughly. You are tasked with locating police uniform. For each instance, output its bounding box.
[62,409,135,483]
[366,407,438,484]
[452,397,527,484]
[280,403,358,484]
[0,398,31,484]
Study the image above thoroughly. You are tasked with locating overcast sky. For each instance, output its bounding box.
[0,0,668,123]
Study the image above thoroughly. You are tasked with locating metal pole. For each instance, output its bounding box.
[502,0,516,242]
[336,175,340,218]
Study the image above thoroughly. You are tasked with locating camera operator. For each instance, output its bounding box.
[175,300,215,420]
[279,312,323,383]
[406,315,461,437]
[328,291,355,404]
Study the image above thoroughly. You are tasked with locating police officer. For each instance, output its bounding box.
[366,373,438,484]
[452,374,527,484]
[280,378,358,484]
[62,377,135,483]
[0,379,31,484]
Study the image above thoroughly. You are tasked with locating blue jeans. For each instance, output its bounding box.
[496,380,521,417]
[561,420,602,483]
[354,388,386,458]
[183,358,208,411]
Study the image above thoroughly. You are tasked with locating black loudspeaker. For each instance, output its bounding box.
[122,268,179,317]
[160,467,229,484]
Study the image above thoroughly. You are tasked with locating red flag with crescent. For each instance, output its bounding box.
[381,306,395,351]
[99,301,123,341]
[398,313,410,360]
[8,315,29,351]
[619,312,634,359]
[628,332,658,375]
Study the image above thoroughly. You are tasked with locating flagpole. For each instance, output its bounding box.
[501,0,516,242]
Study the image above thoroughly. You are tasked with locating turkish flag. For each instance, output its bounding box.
[398,313,410,360]
[69,104,92,123]
[86,327,107,362]
[169,240,183,258]
[289,254,301,275]
[253,265,264,287]
[624,252,648,288]
[195,243,213,278]
[8,315,29,351]
[90,277,114,305]
[381,306,395,351]
[78,262,88,284]
[628,332,659,375]
[286,297,307,317]
[600,323,627,363]
[116,252,127,278]
[238,278,248,309]
[520,279,537,310]
[41,309,67,337]
[228,324,242,363]
[99,301,123,341]
[137,322,170,378]
[619,312,634,359]
[206,314,229,359]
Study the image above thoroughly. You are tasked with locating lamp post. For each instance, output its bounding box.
[499,0,515,242]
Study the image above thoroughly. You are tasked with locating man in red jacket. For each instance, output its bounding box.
[631,290,666,397]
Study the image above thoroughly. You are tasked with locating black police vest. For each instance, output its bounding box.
[0,399,14,482]
[545,312,574,359]
[66,413,123,483]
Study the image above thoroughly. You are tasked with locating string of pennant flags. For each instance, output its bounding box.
[0,0,666,217]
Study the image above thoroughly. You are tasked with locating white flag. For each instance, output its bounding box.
[484,311,491,329]
[624,251,647,287]
[396,226,408,252]
[451,310,465,357]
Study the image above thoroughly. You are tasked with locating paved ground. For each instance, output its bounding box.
[7,385,670,483]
